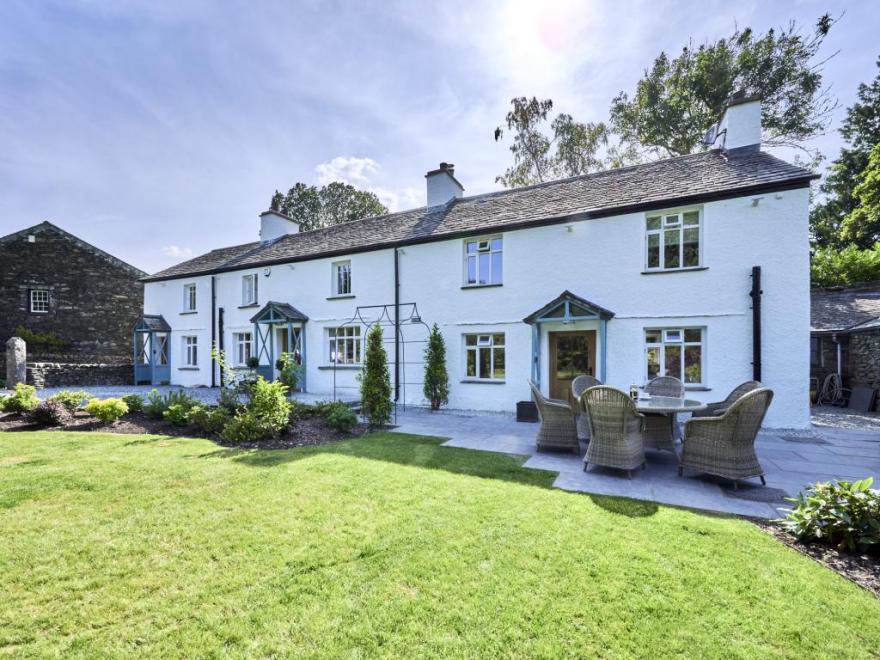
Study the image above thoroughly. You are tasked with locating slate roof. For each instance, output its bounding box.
[250,301,309,323]
[135,315,172,332]
[523,290,615,324]
[145,149,815,282]
[811,282,880,333]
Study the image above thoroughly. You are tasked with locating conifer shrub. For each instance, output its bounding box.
[360,323,392,427]
[423,323,449,410]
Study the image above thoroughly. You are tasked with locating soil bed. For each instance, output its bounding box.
[0,410,369,449]
[754,519,879,598]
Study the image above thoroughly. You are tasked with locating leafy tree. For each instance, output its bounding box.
[810,242,880,287]
[270,181,388,232]
[422,323,449,411]
[610,16,837,158]
[811,59,880,247]
[840,143,880,246]
[493,97,634,187]
[360,323,392,427]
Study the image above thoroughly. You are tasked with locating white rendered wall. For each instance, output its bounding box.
[143,186,811,427]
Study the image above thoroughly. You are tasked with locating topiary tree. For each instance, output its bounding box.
[423,323,449,411]
[360,323,392,427]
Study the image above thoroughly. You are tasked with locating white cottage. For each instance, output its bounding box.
[140,97,815,428]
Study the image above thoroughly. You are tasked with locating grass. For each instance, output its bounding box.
[1,431,879,657]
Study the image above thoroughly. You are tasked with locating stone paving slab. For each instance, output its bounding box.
[391,407,879,519]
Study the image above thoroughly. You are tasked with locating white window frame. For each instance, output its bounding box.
[233,332,253,366]
[463,333,506,381]
[182,335,198,367]
[645,208,702,271]
[183,283,197,312]
[30,288,50,313]
[241,274,258,306]
[326,326,362,365]
[644,327,705,386]
[332,260,352,296]
[463,236,503,286]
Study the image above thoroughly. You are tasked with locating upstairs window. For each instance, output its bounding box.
[464,237,502,286]
[242,274,258,306]
[30,288,50,313]
[464,333,505,381]
[645,210,700,271]
[645,328,704,386]
[183,283,197,312]
[332,261,352,296]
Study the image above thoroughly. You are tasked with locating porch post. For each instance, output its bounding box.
[531,324,540,385]
[300,324,307,392]
[599,317,607,383]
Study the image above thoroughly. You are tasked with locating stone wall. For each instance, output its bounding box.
[849,330,880,389]
[26,362,133,388]
[0,223,145,363]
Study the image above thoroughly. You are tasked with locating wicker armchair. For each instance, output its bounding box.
[529,381,580,454]
[643,376,685,451]
[582,386,646,477]
[679,388,774,488]
[691,381,762,418]
[571,375,602,440]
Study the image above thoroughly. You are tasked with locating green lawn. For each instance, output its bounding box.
[1,431,878,657]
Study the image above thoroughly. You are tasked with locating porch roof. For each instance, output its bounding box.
[523,290,615,325]
[249,301,309,324]
[135,314,171,332]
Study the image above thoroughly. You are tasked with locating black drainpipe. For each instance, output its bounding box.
[217,307,225,387]
[749,266,762,382]
[394,247,401,402]
[210,276,217,387]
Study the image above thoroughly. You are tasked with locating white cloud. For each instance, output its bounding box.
[161,245,193,259]
[314,156,380,186]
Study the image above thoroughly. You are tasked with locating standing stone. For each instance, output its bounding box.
[6,336,26,387]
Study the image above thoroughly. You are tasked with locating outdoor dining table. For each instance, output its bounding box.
[635,396,708,449]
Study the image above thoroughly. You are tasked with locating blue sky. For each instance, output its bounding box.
[1,0,877,273]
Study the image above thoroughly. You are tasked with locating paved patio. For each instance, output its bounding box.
[391,407,880,519]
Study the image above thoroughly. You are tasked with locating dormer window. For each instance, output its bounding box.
[645,210,701,271]
[183,283,197,312]
[464,236,502,286]
[242,274,258,306]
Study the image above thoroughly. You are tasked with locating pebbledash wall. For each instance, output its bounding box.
[143,186,811,428]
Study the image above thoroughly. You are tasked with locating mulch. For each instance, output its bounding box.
[0,410,369,449]
[754,519,879,598]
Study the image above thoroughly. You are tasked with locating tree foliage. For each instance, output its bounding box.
[493,97,635,187]
[810,242,880,287]
[423,323,449,411]
[360,323,392,427]
[811,59,880,248]
[270,181,388,232]
[610,16,837,158]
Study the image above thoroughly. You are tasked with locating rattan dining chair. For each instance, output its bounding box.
[582,386,646,477]
[690,381,762,418]
[643,376,685,451]
[529,381,580,453]
[679,388,774,489]
[571,375,602,440]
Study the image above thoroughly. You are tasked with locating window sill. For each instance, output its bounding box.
[318,364,361,370]
[238,303,260,309]
[178,367,200,371]
[179,310,198,315]
[461,283,503,290]
[460,378,506,385]
[326,294,356,300]
[29,311,49,314]
[641,267,708,275]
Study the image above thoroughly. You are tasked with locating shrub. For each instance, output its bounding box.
[276,352,304,390]
[1,383,40,414]
[288,399,315,422]
[28,399,72,427]
[121,393,144,413]
[187,405,231,435]
[12,325,67,354]
[780,477,880,553]
[423,323,449,410]
[144,389,167,419]
[84,398,129,424]
[217,387,242,413]
[49,390,92,413]
[220,377,291,443]
[220,412,268,443]
[163,403,191,427]
[360,323,392,427]
[322,401,358,433]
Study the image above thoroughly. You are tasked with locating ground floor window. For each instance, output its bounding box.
[233,332,252,366]
[327,326,361,365]
[182,335,198,367]
[645,328,704,385]
[464,333,505,380]
[810,336,823,367]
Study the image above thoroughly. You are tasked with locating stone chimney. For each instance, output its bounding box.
[425,162,464,208]
[259,209,300,243]
[716,92,762,153]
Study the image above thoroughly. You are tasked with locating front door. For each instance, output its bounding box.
[549,331,596,401]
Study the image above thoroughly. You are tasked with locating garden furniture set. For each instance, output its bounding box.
[529,376,774,488]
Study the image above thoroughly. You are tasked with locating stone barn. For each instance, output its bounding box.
[0,221,146,387]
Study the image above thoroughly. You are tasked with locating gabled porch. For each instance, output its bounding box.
[249,301,308,387]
